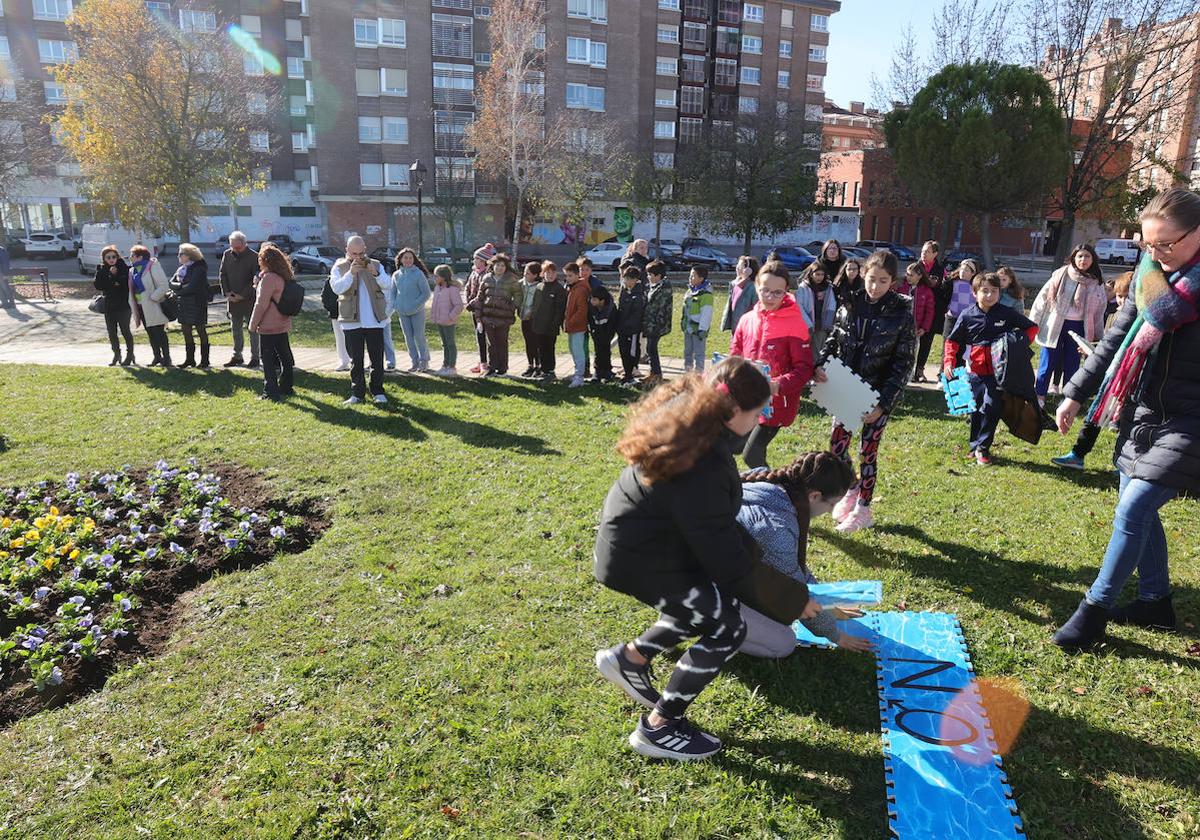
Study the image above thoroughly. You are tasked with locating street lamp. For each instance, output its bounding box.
[410,159,427,262]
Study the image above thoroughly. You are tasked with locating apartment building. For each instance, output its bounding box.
[822,99,882,151]
[1,0,841,248]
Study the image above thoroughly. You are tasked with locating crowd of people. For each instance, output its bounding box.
[591,187,1200,761]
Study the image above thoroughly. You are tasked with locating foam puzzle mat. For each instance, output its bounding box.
[941,367,978,416]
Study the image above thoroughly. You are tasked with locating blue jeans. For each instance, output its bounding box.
[683,332,706,370]
[1086,473,1178,608]
[397,310,430,367]
[382,319,396,367]
[1035,319,1084,396]
[568,331,586,378]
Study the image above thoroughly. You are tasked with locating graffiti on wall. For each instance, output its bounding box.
[520,207,635,246]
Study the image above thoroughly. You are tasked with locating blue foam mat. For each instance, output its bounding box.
[793,580,883,649]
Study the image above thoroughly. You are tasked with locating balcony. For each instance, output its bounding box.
[683,0,711,22]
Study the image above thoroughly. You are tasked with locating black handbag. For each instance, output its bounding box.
[88,294,107,314]
[159,292,179,322]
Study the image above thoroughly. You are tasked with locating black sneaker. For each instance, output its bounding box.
[594,644,659,709]
[628,715,722,761]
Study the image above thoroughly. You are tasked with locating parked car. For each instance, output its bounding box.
[648,238,683,258]
[264,233,296,254]
[211,235,232,261]
[23,232,74,259]
[78,223,164,275]
[674,246,736,271]
[290,244,341,275]
[1095,238,1141,265]
[368,246,402,273]
[581,241,627,269]
[842,246,874,260]
[680,237,711,252]
[856,240,916,261]
[423,246,473,270]
[761,245,816,272]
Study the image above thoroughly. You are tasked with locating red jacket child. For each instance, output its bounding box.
[730,293,815,428]
[912,283,935,333]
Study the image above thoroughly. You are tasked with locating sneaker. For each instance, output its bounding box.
[569,375,585,388]
[520,367,536,378]
[343,396,362,405]
[335,363,351,372]
[469,363,482,373]
[223,356,244,368]
[442,367,458,377]
[831,486,860,522]
[835,503,874,534]
[975,450,993,466]
[628,715,722,761]
[406,364,419,373]
[246,358,261,370]
[373,393,388,405]
[1051,451,1085,470]
[594,645,659,709]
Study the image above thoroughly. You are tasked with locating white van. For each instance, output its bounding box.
[1094,238,1141,266]
[78,224,163,275]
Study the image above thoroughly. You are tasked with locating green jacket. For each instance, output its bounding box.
[680,282,714,336]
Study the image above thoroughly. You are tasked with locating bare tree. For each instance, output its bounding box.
[545,120,634,255]
[466,0,559,260]
[1020,0,1199,261]
[0,81,60,220]
[630,152,683,261]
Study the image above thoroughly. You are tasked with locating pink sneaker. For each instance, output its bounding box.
[469,364,482,373]
[832,486,860,522]
[835,503,874,534]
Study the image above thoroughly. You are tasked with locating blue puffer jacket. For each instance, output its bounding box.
[389,266,431,316]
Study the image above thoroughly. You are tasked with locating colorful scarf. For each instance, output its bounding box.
[130,259,149,297]
[1086,251,1200,425]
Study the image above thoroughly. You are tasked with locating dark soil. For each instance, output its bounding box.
[0,463,329,726]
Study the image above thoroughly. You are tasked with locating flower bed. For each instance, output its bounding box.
[0,461,325,724]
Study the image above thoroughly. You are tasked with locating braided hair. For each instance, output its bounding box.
[740,452,855,574]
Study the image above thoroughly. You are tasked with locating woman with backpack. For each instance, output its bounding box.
[249,243,297,401]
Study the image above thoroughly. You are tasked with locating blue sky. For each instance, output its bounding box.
[823,0,932,108]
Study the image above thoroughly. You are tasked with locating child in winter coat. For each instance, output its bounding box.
[389,248,432,372]
[593,357,785,761]
[943,258,980,368]
[616,265,647,385]
[832,258,862,306]
[588,286,618,383]
[796,263,838,351]
[466,243,496,373]
[529,260,567,381]
[731,260,815,469]
[467,253,520,376]
[680,265,714,372]
[943,272,1039,465]
[641,260,673,385]
[429,264,464,376]
[814,250,917,534]
[519,260,543,377]
[563,261,591,388]
[996,265,1027,314]
[905,262,936,382]
[1028,244,1108,403]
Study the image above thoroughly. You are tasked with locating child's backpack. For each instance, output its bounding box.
[276,279,305,316]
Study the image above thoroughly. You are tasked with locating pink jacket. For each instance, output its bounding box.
[249,271,292,335]
[430,281,464,326]
[912,284,935,332]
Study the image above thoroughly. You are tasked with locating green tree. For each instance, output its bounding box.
[54,0,277,241]
[629,153,682,261]
[884,61,1068,265]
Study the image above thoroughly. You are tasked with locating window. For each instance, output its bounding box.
[654,120,675,139]
[778,70,790,88]
[285,19,303,41]
[384,163,409,189]
[655,88,676,108]
[742,35,761,54]
[178,9,216,32]
[567,0,606,22]
[566,83,605,111]
[658,0,680,8]
[567,37,588,63]
[779,39,792,58]
[475,6,492,18]
[476,51,492,64]
[383,116,409,144]
[360,163,383,188]
[240,14,261,34]
[811,13,829,32]
[434,110,472,151]
[776,101,788,117]
[0,37,8,60]
[434,0,472,7]
[380,18,406,47]
[381,67,408,96]
[742,3,763,22]
[250,132,270,152]
[433,63,473,106]
[356,68,381,96]
[716,0,739,24]
[146,1,170,17]
[679,117,703,143]
[244,54,264,76]
[1083,99,1093,116]
[780,8,793,27]
[43,81,67,104]
[809,46,826,62]
[657,25,678,44]
[248,92,268,114]
[738,95,757,113]
[358,116,382,142]
[291,131,308,152]
[38,39,77,63]
[714,58,737,86]
[290,95,308,116]
[590,41,607,67]
[740,66,760,85]
[279,206,317,217]
[354,18,378,45]
[656,57,677,75]
[287,57,305,78]
[683,22,706,50]
[806,74,821,91]
[682,54,705,83]
[435,157,475,196]
[715,26,739,54]
[654,152,674,169]
[432,14,472,57]
[33,0,72,21]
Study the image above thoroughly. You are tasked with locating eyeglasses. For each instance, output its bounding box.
[1140,224,1198,255]
[758,288,786,298]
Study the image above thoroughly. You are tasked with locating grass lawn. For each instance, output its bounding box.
[0,363,1197,839]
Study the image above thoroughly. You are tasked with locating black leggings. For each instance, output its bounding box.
[914,329,936,377]
[145,324,171,363]
[104,307,134,354]
[743,424,781,469]
[633,582,746,720]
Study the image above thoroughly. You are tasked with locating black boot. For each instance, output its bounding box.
[224,354,244,368]
[1052,598,1109,651]
[109,351,120,367]
[176,351,194,369]
[198,342,211,369]
[1108,594,1176,630]
[121,350,135,367]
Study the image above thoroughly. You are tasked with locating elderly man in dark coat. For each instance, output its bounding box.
[219,230,260,368]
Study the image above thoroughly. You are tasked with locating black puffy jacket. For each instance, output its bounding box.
[169,259,210,326]
[619,251,649,285]
[594,429,755,604]
[1064,293,1200,494]
[817,289,917,413]
[93,260,130,311]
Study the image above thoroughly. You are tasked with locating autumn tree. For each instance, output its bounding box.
[546,120,634,254]
[0,80,61,218]
[54,0,278,241]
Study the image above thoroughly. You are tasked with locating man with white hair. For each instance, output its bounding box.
[219,231,260,368]
[330,235,393,405]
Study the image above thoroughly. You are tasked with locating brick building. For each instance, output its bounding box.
[821,99,881,151]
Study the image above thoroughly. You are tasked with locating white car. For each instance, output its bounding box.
[23,232,74,258]
[581,242,626,269]
[1094,238,1141,265]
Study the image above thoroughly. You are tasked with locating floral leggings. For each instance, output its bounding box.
[830,413,891,507]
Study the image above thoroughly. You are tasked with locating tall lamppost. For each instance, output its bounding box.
[410,159,427,262]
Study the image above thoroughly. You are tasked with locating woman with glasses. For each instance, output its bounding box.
[1053,188,1200,650]
[1028,243,1108,405]
[93,245,134,366]
[730,260,815,469]
[169,243,212,368]
[127,244,172,367]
